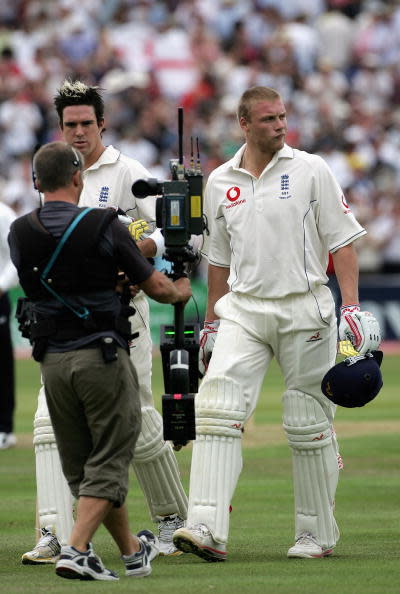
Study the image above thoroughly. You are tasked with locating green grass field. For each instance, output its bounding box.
[1,352,399,594]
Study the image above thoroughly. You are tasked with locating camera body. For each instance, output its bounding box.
[132,149,204,447]
[132,110,205,447]
[132,159,203,255]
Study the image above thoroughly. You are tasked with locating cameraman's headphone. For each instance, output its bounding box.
[71,146,81,168]
[31,144,41,192]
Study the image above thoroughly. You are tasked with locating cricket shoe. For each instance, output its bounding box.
[0,432,16,450]
[287,533,333,558]
[55,543,118,581]
[122,530,159,577]
[21,527,61,565]
[157,513,184,556]
[173,524,227,562]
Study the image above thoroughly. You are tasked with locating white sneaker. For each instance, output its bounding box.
[287,533,333,558]
[122,530,159,577]
[157,514,184,556]
[56,543,119,581]
[22,527,61,565]
[173,524,227,562]
[0,432,16,450]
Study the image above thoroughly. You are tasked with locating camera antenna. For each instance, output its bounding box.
[196,137,202,173]
[178,107,184,165]
[190,137,195,171]
[171,107,185,181]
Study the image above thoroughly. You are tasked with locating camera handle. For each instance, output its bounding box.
[161,258,198,449]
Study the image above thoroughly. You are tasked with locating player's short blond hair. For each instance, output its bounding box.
[238,87,282,122]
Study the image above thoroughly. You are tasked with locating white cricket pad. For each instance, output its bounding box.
[283,390,340,550]
[187,376,246,543]
[132,406,188,521]
[34,387,74,546]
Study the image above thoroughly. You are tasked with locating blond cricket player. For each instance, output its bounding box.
[173,86,381,560]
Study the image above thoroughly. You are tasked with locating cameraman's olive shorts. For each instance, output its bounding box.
[41,346,141,507]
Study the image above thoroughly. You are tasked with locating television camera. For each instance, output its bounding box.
[132,108,204,449]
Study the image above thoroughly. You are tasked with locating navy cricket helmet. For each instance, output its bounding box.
[321,351,383,408]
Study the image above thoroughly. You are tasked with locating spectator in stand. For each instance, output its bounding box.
[1,0,400,292]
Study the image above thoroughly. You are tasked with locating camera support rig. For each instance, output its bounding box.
[132,108,203,448]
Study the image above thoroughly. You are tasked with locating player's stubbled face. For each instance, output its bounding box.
[243,99,287,155]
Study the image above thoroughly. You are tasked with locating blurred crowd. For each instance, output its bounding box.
[1,0,400,273]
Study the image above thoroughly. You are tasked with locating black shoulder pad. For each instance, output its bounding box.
[12,209,48,237]
[63,207,117,257]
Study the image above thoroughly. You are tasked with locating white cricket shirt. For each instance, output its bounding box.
[79,145,156,223]
[202,144,366,299]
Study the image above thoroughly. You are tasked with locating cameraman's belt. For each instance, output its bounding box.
[30,315,132,341]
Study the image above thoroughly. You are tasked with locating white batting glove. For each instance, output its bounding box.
[199,319,220,377]
[339,304,381,354]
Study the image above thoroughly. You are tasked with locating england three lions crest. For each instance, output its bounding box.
[278,174,291,200]
[99,186,110,206]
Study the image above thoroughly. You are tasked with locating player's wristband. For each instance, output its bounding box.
[148,227,165,258]
[203,319,220,331]
[340,304,360,313]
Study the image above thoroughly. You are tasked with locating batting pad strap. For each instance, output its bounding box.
[196,410,244,438]
[33,416,59,445]
[282,420,332,450]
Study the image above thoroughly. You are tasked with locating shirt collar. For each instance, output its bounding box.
[85,145,121,171]
[230,143,294,171]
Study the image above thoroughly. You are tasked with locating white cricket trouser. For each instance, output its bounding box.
[187,286,338,544]
[128,293,153,406]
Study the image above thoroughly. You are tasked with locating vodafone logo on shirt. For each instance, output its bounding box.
[226,186,240,201]
[225,186,246,209]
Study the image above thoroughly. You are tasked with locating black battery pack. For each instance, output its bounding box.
[162,393,196,442]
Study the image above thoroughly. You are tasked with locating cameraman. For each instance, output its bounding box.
[8,141,191,582]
